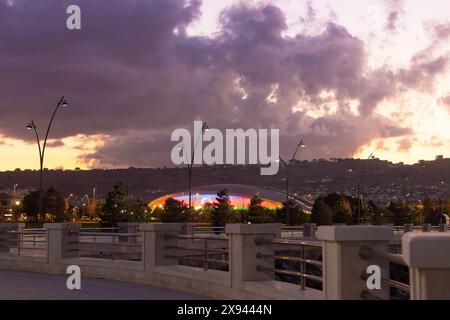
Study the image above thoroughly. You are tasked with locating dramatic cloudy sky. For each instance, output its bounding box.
[0,0,450,170]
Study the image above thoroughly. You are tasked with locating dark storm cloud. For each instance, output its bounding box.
[383,0,404,32]
[0,1,446,167]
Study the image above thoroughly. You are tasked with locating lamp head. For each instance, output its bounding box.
[60,99,69,107]
[26,123,34,130]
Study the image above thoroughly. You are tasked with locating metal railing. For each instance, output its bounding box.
[80,227,120,233]
[280,226,304,239]
[165,234,229,271]
[255,237,323,290]
[76,231,142,261]
[8,229,46,256]
[359,245,410,299]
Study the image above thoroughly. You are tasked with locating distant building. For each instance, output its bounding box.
[436,155,444,161]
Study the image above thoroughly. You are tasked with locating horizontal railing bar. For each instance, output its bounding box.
[77,242,141,247]
[176,235,229,241]
[8,246,45,251]
[383,278,410,293]
[78,248,141,255]
[255,237,323,248]
[79,232,141,237]
[359,245,407,266]
[167,255,229,265]
[9,240,46,244]
[256,265,323,283]
[7,231,46,235]
[165,245,228,253]
[361,270,410,293]
[256,253,322,267]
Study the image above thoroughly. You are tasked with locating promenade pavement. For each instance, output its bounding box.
[0,270,205,300]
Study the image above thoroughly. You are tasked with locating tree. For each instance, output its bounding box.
[387,201,411,225]
[247,194,270,223]
[310,197,333,225]
[160,197,190,222]
[101,182,142,226]
[44,186,66,222]
[23,187,66,222]
[422,197,439,224]
[211,189,231,227]
[367,200,388,225]
[22,190,40,221]
[276,200,309,225]
[332,197,353,224]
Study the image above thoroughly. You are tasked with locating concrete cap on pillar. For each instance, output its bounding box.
[139,223,182,231]
[317,226,394,241]
[43,223,80,229]
[225,223,281,234]
[402,233,450,268]
[0,223,25,230]
[117,222,141,227]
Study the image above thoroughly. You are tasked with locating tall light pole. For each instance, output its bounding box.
[27,96,69,222]
[92,187,97,221]
[348,153,375,224]
[278,139,306,226]
[13,183,18,199]
[179,122,208,219]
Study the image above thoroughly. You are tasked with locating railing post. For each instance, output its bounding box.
[317,226,393,300]
[140,223,181,272]
[404,223,413,233]
[422,224,431,232]
[226,223,281,291]
[438,224,445,232]
[181,223,196,235]
[0,226,10,253]
[302,223,316,240]
[0,223,24,253]
[117,222,140,244]
[402,232,450,299]
[44,223,80,263]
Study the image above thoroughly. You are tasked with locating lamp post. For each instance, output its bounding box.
[179,122,208,219]
[27,96,69,222]
[278,139,306,226]
[92,187,97,221]
[348,153,375,224]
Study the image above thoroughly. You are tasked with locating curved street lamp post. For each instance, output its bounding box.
[27,96,69,221]
[179,121,208,219]
[348,153,375,224]
[278,139,306,226]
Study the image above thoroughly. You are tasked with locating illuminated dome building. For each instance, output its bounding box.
[148,184,312,211]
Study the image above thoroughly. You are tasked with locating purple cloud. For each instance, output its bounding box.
[0,0,447,168]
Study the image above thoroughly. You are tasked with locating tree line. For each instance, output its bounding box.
[3,183,449,226]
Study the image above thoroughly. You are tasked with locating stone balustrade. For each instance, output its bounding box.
[0,222,449,300]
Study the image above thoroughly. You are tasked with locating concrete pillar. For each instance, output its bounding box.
[302,223,316,239]
[226,223,281,290]
[422,224,431,232]
[44,223,80,263]
[402,233,450,299]
[317,226,393,300]
[140,223,181,272]
[403,223,413,233]
[117,222,140,244]
[0,223,24,253]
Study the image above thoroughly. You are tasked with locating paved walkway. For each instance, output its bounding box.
[0,270,205,300]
